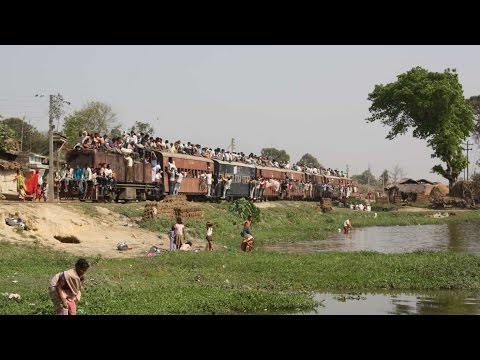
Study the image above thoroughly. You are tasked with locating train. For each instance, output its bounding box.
[62,148,353,202]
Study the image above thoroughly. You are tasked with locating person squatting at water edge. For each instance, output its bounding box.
[343,218,352,234]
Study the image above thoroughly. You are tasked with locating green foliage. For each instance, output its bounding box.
[261,147,290,163]
[367,67,474,189]
[129,121,155,136]
[351,169,378,185]
[298,153,321,168]
[472,173,480,182]
[62,101,119,147]
[0,122,17,152]
[467,95,480,143]
[228,198,260,223]
[1,117,48,154]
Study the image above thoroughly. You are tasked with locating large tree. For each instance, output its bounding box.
[298,153,321,168]
[367,67,474,189]
[62,101,119,146]
[1,117,49,154]
[260,147,290,163]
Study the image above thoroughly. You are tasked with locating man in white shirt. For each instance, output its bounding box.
[173,171,184,195]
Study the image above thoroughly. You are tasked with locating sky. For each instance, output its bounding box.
[0,45,479,183]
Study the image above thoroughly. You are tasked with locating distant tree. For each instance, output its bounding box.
[390,164,404,183]
[0,122,18,152]
[62,101,119,146]
[379,169,390,186]
[110,125,122,139]
[129,121,155,136]
[351,169,378,186]
[298,153,321,168]
[261,147,290,163]
[471,173,480,182]
[367,67,474,190]
[467,95,480,143]
[1,117,49,154]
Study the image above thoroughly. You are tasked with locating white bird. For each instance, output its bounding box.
[374,212,378,219]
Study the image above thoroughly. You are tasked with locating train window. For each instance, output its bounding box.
[234,175,241,183]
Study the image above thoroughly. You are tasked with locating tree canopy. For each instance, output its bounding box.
[1,117,48,154]
[467,95,480,143]
[0,122,17,152]
[367,66,474,189]
[62,101,119,146]
[298,153,321,168]
[260,147,290,163]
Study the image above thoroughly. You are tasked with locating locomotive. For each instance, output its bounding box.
[63,148,352,202]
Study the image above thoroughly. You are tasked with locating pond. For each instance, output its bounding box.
[299,291,480,315]
[264,222,480,254]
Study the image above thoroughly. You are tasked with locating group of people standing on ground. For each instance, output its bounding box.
[14,169,48,201]
[166,215,255,253]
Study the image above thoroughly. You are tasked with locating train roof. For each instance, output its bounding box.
[324,174,352,181]
[155,151,214,163]
[255,165,304,174]
[213,159,256,169]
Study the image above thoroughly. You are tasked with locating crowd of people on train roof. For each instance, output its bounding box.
[75,130,348,178]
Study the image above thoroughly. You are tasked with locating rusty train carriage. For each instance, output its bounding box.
[65,149,160,201]
[158,151,213,196]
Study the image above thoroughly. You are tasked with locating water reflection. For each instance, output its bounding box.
[264,222,480,254]
[300,291,480,315]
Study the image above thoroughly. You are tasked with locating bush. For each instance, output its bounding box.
[228,198,260,223]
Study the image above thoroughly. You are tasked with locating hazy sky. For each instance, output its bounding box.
[1,45,479,183]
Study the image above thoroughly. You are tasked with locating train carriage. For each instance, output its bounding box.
[284,168,306,200]
[212,159,256,199]
[255,165,285,200]
[65,148,160,202]
[156,151,213,198]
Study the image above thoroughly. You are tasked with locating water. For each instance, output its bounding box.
[264,222,480,254]
[300,291,480,315]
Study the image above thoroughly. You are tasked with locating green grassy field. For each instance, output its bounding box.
[1,201,479,315]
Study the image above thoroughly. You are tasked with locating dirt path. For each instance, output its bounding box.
[0,202,174,258]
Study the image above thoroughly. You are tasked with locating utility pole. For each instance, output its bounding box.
[48,95,54,203]
[463,141,473,181]
[346,164,349,178]
[37,93,70,202]
[20,116,25,152]
[230,138,235,152]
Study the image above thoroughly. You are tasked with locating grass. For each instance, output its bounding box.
[1,201,480,314]
[1,240,480,314]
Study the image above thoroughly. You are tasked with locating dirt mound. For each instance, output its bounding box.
[0,202,170,258]
[143,195,203,220]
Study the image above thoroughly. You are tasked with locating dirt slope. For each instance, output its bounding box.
[0,202,170,258]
